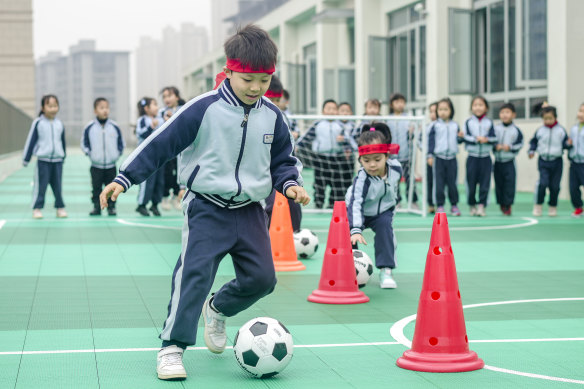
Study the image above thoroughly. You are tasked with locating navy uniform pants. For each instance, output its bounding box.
[32,160,65,209]
[493,160,516,206]
[569,162,584,209]
[536,158,563,206]
[466,156,492,206]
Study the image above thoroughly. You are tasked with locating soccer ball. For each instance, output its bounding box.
[293,229,319,259]
[353,249,374,288]
[233,317,294,378]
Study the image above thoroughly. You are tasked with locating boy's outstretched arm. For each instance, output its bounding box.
[285,185,310,205]
[100,182,124,209]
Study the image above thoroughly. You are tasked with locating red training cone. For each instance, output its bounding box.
[269,192,305,272]
[396,212,484,372]
[307,201,369,304]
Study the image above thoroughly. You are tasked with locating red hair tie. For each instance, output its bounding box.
[264,89,283,98]
[358,143,400,156]
[226,58,275,74]
[213,72,227,90]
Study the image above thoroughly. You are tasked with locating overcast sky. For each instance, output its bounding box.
[33,0,212,59]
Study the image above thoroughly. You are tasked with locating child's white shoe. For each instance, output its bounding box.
[379,268,397,289]
[202,298,227,353]
[56,208,67,218]
[533,204,543,216]
[476,204,486,217]
[548,206,557,217]
[157,345,186,381]
[32,209,43,219]
[161,197,172,211]
[469,206,477,216]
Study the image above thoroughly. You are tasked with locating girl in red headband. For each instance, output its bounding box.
[346,123,402,289]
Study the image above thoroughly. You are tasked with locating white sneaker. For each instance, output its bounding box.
[202,298,227,353]
[548,206,557,217]
[56,208,68,218]
[157,345,186,380]
[533,204,543,217]
[476,204,486,217]
[379,268,397,289]
[411,202,420,211]
[33,209,43,219]
[469,206,477,216]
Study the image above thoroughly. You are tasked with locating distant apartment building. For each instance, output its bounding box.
[36,40,130,145]
[0,0,35,116]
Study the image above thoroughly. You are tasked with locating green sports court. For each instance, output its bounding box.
[0,152,583,388]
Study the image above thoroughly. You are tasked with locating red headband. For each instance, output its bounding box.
[213,72,227,90]
[264,89,283,98]
[358,143,400,156]
[226,58,275,74]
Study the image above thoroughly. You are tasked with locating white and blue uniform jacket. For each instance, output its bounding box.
[23,114,66,166]
[493,123,523,163]
[568,124,584,163]
[387,114,411,162]
[427,119,462,160]
[81,118,125,169]
[528,123,570,161]
[462,115,497,158]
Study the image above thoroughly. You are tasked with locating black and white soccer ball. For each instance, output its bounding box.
[293,228,319,259]
[353,249,374,288]
[233,317,294,378]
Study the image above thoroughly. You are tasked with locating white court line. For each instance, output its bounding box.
[116,218,180,230]
[2,338,584,357]
[389,297,584,385]
[0,220,5,229]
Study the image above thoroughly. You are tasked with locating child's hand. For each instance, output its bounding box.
[351,234,367,246]
[495,144,502,151]
[292,131,299,140]
[528,153,534,159]
[336,134,345,143]
[567,138,573,146]
[164,110,173,121]
[427,157,433,167]
[504,145,511,151]
[152,118,159,128]
[477,136,487,143]
[285,186,310,205]
[457,131,464,138]
[100,182,124,209]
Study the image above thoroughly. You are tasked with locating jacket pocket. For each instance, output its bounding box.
[187,165,200,188]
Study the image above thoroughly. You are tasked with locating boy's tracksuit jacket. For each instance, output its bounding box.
[528,123,570,160]
[136,115,159,145]
[23,115,66,166]
[387,114,411,162]
[81,119,125,169]
[346,159,402,235]
[427,119,461,159]
[462,115,497,157]
[569,124,584,163]
[493,123,523,162]
[113,80,303,208]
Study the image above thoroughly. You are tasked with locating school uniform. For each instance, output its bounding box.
[462,115,497,206]
[419,121,436,207]
[136,115,165,207]
[346,160,402,268]
[113,79,302,346]
[528,122,570,206]
[22,114,66,209]
[493,122,523,207]
[159,106,183,199]
[568,124,584,209]
[81,118,125,209]
[428,119,462,207]
[387,114,418,204]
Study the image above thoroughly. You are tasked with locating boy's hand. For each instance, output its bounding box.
[285,186,310,205]
[427,157,433,167]
[100,182,124,209]
[567,138,573,146]
[351,233,367,246]
[504,145,511,151]
[457,131,464,138]
[336,134,345,143]
[495,144,502,151]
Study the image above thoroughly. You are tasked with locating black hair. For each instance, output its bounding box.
[39,94,59,116]
[471,95,489,111]
[541,105,557,119]
[224,24,278,72]
[364,98,381,109]
[282,89,290,100]
[338,102,353,111]
[93,97,108,109]
[161,86,186,106]
[499,102,516,113]
[322,99,337,111]
[429,101,438,110]
[268,74,283,94]
[437,97,455,119]
[137,97,155,117]
[389,93,406,113]
[358,122,392,146]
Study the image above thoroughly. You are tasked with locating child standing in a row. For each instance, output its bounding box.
[23,95,67,219]
[569,103,584,217]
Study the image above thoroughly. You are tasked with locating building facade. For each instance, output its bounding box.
[36,40,130,146]
[183,0,584,197]
[0,0,35,116]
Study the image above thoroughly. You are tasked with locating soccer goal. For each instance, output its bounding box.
[287,114,429,217]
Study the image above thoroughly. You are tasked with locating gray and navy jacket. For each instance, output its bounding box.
[81,118,125,169]
[428,119,462,160]
[135,115,160,145]
[568,124,584,163]
[113,79,303,209]
[387,114,412,162]
[462,115,497,158]
[528,122,570,161]
[282,109,298,136]
[22,114,66,166]
[311,120,357,154]
[346,159,402,235]
[493,122,524,163]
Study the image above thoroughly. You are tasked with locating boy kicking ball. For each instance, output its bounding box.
[100,24,309,381]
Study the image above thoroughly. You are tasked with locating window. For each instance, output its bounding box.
[449,8,474,94]
[286,63,306,114]
[369,36,390,102]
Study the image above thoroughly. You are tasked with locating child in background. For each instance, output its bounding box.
[22,95,67,219]
[338,102,356,141]
[387,93,418,209]
[160,86,186,211]
[278,89,299,140]
[355,98,382,141]
[493,103,523,216]
[427,98,463,216]
[461,96,497,216]
[528,106,571,217]
[346,123,402,289]
[568,103,584,217]
[135,97,164,217]
[81,97,125,216]
[420,102,438,213]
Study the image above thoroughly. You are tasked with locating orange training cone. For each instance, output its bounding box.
[270,191,305,272]
[396,212,484,372]
[307,201,369,304]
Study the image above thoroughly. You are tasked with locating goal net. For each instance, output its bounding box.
[287,114,429,217]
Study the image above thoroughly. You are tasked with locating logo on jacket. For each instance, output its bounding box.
[263,134,274,144]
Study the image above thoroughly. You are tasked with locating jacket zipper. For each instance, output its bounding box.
[547,127,552,159]
[377,178,387,214]
[102,123,106,168]
[50,121,55,160]
[232,107,251,199]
